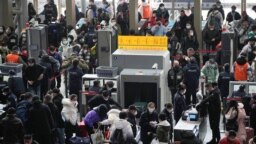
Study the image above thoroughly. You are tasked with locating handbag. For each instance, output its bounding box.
[91,129,104,144]
[69,136,90,144]
[225,109,238,132]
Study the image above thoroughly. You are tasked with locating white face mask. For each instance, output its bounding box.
[68,38,72,42]
[160,7,164,10]
[93,39,97,42]
[167,109,173,113]
[103,97,109,101]
[186,25,191,29]
[210,28,214,31]
[182,89,186,95]
[134,111,138,116]
[148,108,155,113]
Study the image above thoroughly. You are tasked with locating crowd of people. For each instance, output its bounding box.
[0,0,256,144]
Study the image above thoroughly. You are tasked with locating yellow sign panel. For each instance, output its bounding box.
[118,36,168,50]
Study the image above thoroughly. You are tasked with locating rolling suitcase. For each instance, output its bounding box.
[246,127,254,144]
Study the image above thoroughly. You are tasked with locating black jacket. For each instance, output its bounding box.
[161,108,173,133]
[226,11,241,23]
[181,36,199,54]
[168,66,183,90]
[174,92,187,122]
[218,71,233,98]
[24,64,44,87]
[27,101,54,136]
[0,114,24,144]
[127,112,137,137]
[139,110,158,144]
[68,66,84,93]
[203,28,221,45]
[44,3,58,21]
[198,88,221,117]
[88,95,122,110]
[8,76,26,96]
[183,63,200,92]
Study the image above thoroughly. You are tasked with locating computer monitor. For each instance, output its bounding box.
[233,84,240,91]
[249,85,256,94]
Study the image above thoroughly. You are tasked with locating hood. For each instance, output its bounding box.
[114,119,131,129]
[157,120,170,126]
[107,109,121,122]
[62,98,73,107]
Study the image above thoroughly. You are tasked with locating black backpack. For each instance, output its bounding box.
[110,129,125,144]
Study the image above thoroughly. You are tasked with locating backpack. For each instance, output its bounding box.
[16,101,29,124]
[110,129,125,144]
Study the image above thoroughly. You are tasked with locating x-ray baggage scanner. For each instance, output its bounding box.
[120,69,166,111]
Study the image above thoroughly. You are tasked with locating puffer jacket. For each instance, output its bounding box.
[101,109,121,125]
[156,120,171,143]
[61,98,78,125]
[201,61,219,83]
[110,119,134,141]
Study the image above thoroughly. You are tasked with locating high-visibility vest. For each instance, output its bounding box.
[6,54,19,63]
[234,62,249,81]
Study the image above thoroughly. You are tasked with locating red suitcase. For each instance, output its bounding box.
[246,127,254,144]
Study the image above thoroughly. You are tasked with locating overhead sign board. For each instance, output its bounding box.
[118,36,168,50]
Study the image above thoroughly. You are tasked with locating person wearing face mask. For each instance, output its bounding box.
[233,56,252,81]
[5,26,18,50]
[207,1,225,21]
[61,94,78,144]
[161,103,174,143]
[58,37,71,59]
[183,57,200,105]
[238,20,251,50]
[174,83,187,124]
[156,3,169,25]
[102,0,113,19]
[196,82,221,144]
[24,58,44,97]
[43,0,58,23]
[139,102,158,144]
[2,86,17,112]
[226,5,241,23]
[207,4,223,31]
[127,105,138,137]
[155,113,171,144]
[88,90,122,110]
[201,58,219,83]
[203,23,221,51]
[168,60,183,103]
[181,29,199,54]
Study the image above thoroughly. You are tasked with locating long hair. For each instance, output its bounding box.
[225,100,239,115]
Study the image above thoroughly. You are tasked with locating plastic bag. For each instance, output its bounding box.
[91,130,104,144]
[150,138,159,144]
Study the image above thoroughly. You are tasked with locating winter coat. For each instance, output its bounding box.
[203,28,221,45]
[207,10,223,28]
[0,114,24,144]
[161,108,173,135]
[237,108,247,144]
[127,112,137,137]
[174,92,187,122]
[151,24,167,36]
[198,88,221,127]
[27,101,54,136]
[83,110,101,128]
[226,11,241,23]
[156,120,171,143]
[139,110,158,144]
[68,66,84,94]
[183,63,200,92]
[8,76,25,96]
[156,8,169,23]
[181,36,199,54]
[101,109,121,125]
[167,66,183,90]
[110,119,134,141]
[61,98,78,125]
[218,71,233,98]
[3,93,17,112]
[201,61,219,83]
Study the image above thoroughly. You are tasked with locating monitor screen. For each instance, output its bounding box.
[233,85,240,91]
[189,114,196,119]
[124,82,157,107]
[249,85,256,94]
